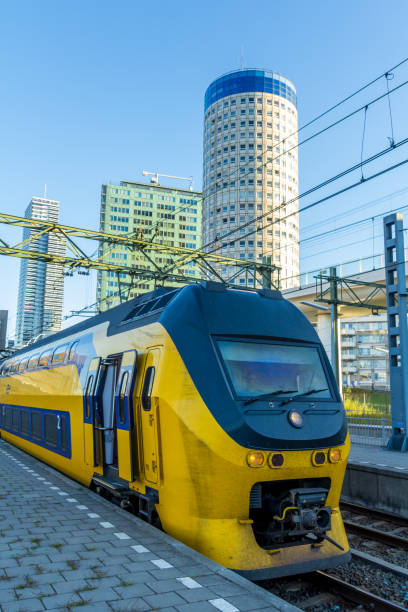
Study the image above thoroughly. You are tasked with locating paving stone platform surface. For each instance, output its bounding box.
[0,439,299,612]
[349,442,408,473]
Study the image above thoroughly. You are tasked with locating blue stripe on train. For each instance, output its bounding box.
[0,404,71,458]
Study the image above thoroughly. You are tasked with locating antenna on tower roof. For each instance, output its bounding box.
[240,45,244,70]
[44,184,47,198]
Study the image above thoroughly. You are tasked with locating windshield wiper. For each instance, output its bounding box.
[243,389,297,406]
[279,388,329,407]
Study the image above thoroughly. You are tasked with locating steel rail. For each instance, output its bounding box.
[310,571,407,612]
[341,501,408,528]
[345,520,408,550]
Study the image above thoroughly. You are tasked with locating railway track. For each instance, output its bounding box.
[344,520,408,550]
[341,501,408,528]
[263,566,408,611]
[264,502,408,610]
[309,570,407,611]
[341,501,408,551]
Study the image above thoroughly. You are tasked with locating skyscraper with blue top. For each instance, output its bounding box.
[203,69,299,288]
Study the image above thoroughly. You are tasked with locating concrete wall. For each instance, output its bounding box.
[342,462,408,519]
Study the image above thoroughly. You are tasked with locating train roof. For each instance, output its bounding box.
[7,285,182,359]
[5,282,317,361]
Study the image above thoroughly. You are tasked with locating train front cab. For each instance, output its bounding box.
[141,331,351,580]
[148,285,351,579]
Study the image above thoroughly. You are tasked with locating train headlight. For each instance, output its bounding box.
[312,451,326,466]
[269,453,284,468]
[288,409,303,428]
[247,451,264,467]
[329,448,341,463]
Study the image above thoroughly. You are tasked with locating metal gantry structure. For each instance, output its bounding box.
[312,214,408,452]
[0,212,279,304]
[383,213,408,452]
[314,268,387,387]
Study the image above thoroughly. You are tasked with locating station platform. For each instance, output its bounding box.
[343,442,408,518]
[349,442,408,472]
[0,439,298,612]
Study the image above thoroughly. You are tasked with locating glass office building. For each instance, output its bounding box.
[97,180,202,311]
[0,311,7,350]
[15,198,65,346]
[202,69,299,288]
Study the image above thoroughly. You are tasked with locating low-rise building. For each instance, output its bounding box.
[341,315,388,389]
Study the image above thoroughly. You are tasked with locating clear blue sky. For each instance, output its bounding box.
[2,0,408,338]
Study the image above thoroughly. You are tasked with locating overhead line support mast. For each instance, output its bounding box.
[0,212,279,299]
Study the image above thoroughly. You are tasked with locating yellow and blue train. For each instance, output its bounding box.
[0,282,350,578]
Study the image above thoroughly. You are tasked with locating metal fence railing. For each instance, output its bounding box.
[342,388,391,446]
[346,415,392,447]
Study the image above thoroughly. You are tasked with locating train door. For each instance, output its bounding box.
[87,355,122,476]
[115,350,137,482]
[140,348,161,484]
[98,355,123,475]
[83,357,100,466]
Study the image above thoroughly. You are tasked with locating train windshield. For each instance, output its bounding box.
[217,340,331,400]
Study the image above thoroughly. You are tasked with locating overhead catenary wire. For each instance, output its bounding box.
[19,59,408,331]
[275,202,408,257]
[205,134,408,256]
[206,61,408,236]
[218,156,408,261]
[385,72,396,147]
[208,57,408,196]
[203,76,408,256]
[62,197,408,325]
[39,59,408,321]
[301,186,408,238]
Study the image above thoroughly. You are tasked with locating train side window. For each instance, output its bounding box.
[21,410,30,435]
[28,354,40,369]
[45,414,58,448]
[39,349,52,367]
[118,372,129,424]
[60,416,67,452]
[32,412,42,442]
[5,406,11,428]
[85,375,94,419]
[12,408,19,432]
[141,366,155,411]
[68,341,79,362]
[52,344,69,365]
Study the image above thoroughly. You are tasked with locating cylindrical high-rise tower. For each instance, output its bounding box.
[202,69,299,288]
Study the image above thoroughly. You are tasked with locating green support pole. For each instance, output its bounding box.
[261,256,272,289]
[329,266,341,388]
